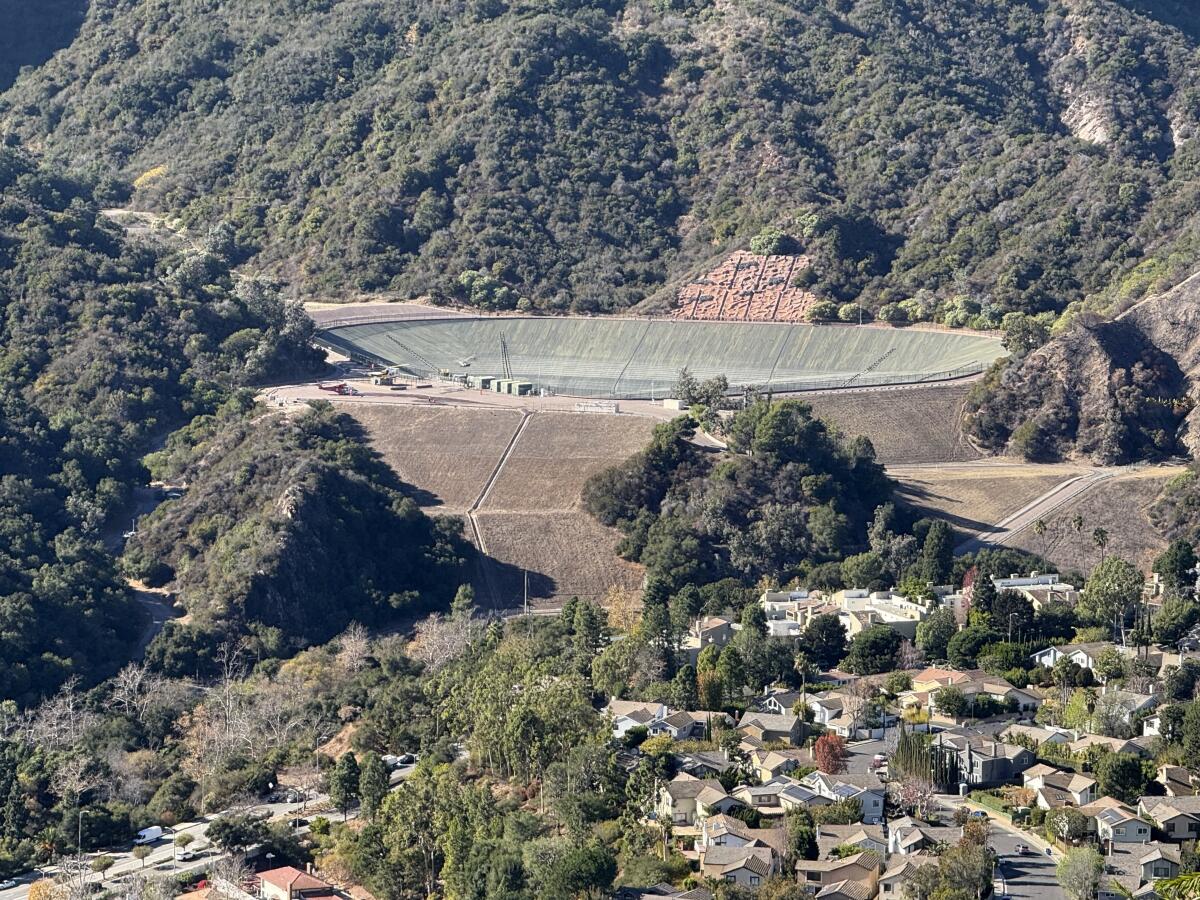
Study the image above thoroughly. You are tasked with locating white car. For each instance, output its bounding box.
[0,880,18,890]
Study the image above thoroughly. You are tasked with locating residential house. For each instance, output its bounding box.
[1068,734,1150,757]
[1158,765,1197,797]
[616,887,712,900]
[1096,689,1159,728]
[1030,642,1114,673]
[760,690,804,717]
[935,728,1036,787]
[606,700,668,738]
[676,750,732,780]
[814,823,887,859]
[1092,802,1152,846]
[992,573,1078,610]
[682,617,736,664]
[698,846,777,888]
[1138,796,1200,841]
[656,774,739,827]
[257,869,337,900]
[1023,766,1098,809]
[748,748,807,782]
[738,711,806,746]
[796,851,883,898]
[998,723,1071,749]
[800,772,886,824]
[1098,844,1181,900]
[733,775,829,816]
[649,710,730,741]
[886,817,961,855]
[696,814,787,856]
[878,856,938,899]
[807,691,847,727]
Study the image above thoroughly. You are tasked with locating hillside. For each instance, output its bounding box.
[0,146,321,703]
[5,1,1200,318]
[126,399,470,677]
[966,271,1200,464]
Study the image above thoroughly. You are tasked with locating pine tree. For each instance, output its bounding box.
[358,753,389,821]
[329,752,361,820]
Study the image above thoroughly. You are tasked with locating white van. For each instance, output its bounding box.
[134,826,164,845]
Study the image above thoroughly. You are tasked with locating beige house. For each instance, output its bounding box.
[1138,796,1200,841]
[737,711,806,746]
[698,845,777,888]
[657,773,739,827]
[796,851,882,897]
[257,869,337,900]
[1023,765,1097,809]
[879,855,938,898]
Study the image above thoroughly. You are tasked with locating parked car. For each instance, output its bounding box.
[381,754,401,770]
[134,826,164,845]
[175,848,200,862]
[0,879,18,890]
[285,790,305,803]
[871,754,887,769]
[1013,844,1029,856]
[288,818,309,829]
[398,753,416,765]
[968,810,988,819]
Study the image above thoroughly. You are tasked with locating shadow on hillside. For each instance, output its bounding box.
[892,481,995,535]
[0,0,87,91]
[474,554,558,610]
[1128,0,1200,42]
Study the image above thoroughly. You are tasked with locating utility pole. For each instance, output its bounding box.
[523,569,529,616]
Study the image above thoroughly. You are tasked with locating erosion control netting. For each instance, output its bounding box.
[316,317,1005,399]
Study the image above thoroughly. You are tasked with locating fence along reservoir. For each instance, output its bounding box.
[316,316,1006,399]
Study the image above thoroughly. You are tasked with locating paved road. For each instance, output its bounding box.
[990,827,1064,900]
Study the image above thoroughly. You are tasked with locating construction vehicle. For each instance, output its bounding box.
[457,355,476,367]
[317,382,348,393]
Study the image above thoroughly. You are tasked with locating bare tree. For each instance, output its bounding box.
[409,613,472,672]
[897,639,925,671]
[891,774,936,819]
[207,854,254,900]
[51,754,106,806]
[335,622,371,673]
[29,678,99,751]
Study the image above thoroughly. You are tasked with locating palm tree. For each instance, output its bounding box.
[1157,872,1200,900]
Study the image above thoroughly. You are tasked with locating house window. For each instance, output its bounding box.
[714,837,725,846]
[1155,866,1170,878]
[725,875,736,883]
[1115,827,1124,835]
[750,877,761,886]
[807,873,822,882]
[1138,828,1148,836]
[1167,822,1176,833]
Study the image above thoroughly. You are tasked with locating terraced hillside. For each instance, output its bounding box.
[319,317,1005,398]
[805,384,981,466]
[346,404,656,606]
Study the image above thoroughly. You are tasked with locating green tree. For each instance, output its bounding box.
[842,626,901,675]
[329,752,361,820]
[716,646,746,697]
[946,625,997,669]
[1057,847,1103,900]
[1095,752,1149,804]
[1154,539,1197,594]
[1079,556,1143,632]
[358,752,389,821]
[132,846,151,869]
[933,686,969,719]
[802,614,848,670]
[916,607,957,660]
[207,814,268,854]
[841,552,884,589]
[920,521,954,585]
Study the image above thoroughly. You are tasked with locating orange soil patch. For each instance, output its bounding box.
[673,250,818,322]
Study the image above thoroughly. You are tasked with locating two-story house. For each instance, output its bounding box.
[657,773,740,828]
[1138,796,1200,841]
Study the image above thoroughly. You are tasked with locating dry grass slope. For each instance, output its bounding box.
[482,412,656,511]
[474,511,644,604]
[348,405,521,513]
[805,383,980,466]
[1007,470,1179,573]
[889,462,1082,537]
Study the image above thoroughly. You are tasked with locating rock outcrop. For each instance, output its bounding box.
[967,272,1200,464]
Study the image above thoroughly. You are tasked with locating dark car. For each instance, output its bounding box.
[288,818,309,829]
